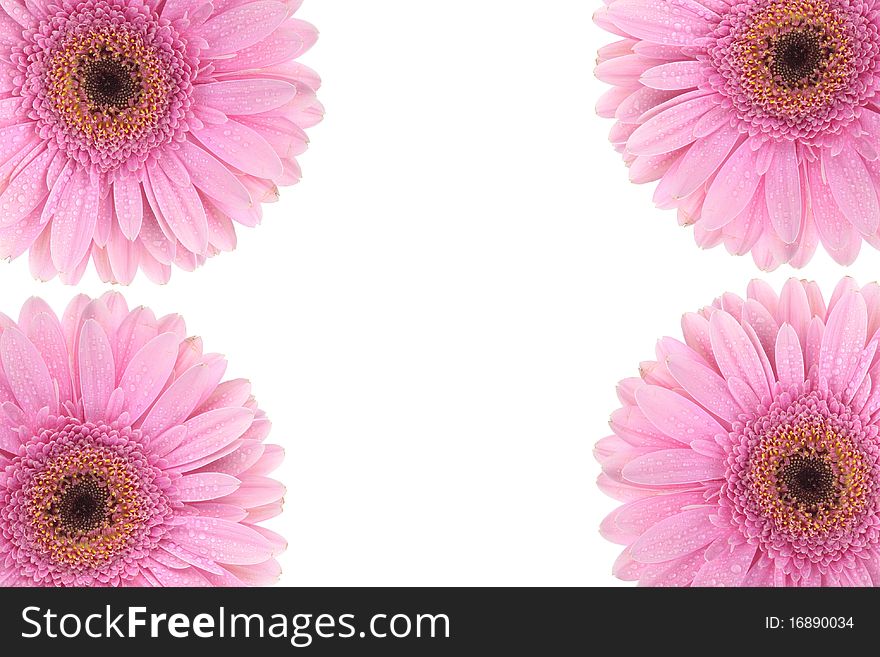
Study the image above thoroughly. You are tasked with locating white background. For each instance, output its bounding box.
[3,1,878,586]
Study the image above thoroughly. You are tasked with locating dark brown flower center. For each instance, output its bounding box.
[778,454,837,511]
[55,477,110,534]
[80,57,140,110]
[770,29,828,87]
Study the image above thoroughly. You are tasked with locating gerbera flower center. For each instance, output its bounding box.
[749,422,869,535]
[707,0,880,142]
[726,391,880,567]
[80,56,141,110]
[17,0,196,172]
[55,476,110,534]
[771,29,828,86]
[777,453,837,510]
[2,417,175,583]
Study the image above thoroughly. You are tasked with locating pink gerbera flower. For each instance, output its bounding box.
[597,278,880,586]
[595,0,880,268]
[0,293,285,586]
[0,0,322,284]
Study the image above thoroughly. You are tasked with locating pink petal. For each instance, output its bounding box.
[23,310,72,405]
[741,556,775,586]
[613,490,707,536]
[195,119,283,179]
[701,140,761,230]
[186,502,248,522]
[611,406,682,448]
[778,278,812,346]
[634,384,727,444]
[0,147,51,228]
[640,60,704,90]
[119,332,179,422]
[146,163,208,254]
[607,0,710,46]
[666,354,740,423]
[662,124,740,199]
[764,140,801,244]
[114,306,159,378]
[167,516,275,565]
[819,290,868,395]
[247,443,283,475]
[220,474,284,508]
[808,158,852,251]
[105,222,139,284]
[823,144,880,235]
[199,1,287,56]
[691,540,756,586]
[193,78,296,116]
[113,176,143,241]
[775,323,805,387]
[48,167,100,273]
[622,449,724,485]
[197,378,252,413]
[159,541,226,576]
[212,22,314,73]
[0,327,55,416]
[630,507,725,564]
[139,364,213,440]
[708,311,771,401]
[176,141,251,209]
[626,94,717,156]
[224,559,281,586]
[78,319,115,422]
[145,560,211,587]
[638,549,706,586]
[177,472,241,502]
[163,407,255,467]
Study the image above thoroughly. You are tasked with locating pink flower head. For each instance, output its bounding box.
[595,0,880,268]
[0,0,322,284]
[597,278,880,586]
[0,294,284,586]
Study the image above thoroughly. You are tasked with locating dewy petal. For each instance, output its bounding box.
[701,140,761,230]
[146,163,209,255]
[613,491,708,536]
[775,323,805,387]
[622,449,724,485]
[630,507,725,564]
[113,176,143,242]
[23,310,72,405]
[48,168,100,274]
[666,354,741,423]
[0,295,284,586]
[709,311,771,401]
[663,124,740,199]
[626,95,717,156]
[823,145,880,236]
[177,473,241,502]
[162,407,255,468]
[0,326,56,417]
[634,384,727,443]
[199,2,288,56]
[819,290,868,395]
[195,119,284,179]
[168,516,275,565]
[139,364,213,440]
[764,141,802,244]
[176,141,252,210]
[606,0,711,46]
[691,541,757,587]
[78,319,115,422]
[118,333,179,422]
[193,79,297,116]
